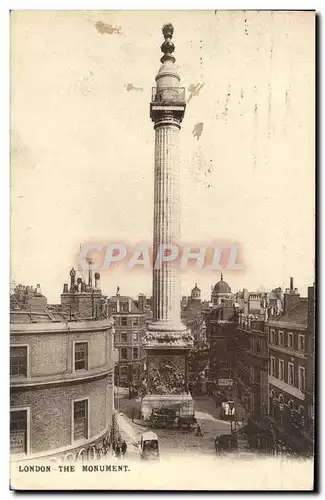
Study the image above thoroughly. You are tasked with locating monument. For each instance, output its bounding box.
[141,24,194,420]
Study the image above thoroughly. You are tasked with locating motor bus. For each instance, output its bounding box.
[140,432,159,460]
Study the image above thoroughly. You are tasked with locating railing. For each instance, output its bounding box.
[143,331,193,348]
[151,87,186,105]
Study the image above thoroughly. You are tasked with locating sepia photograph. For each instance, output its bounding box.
[9,9,315,491]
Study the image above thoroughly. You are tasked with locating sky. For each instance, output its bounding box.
[10,10,315,303]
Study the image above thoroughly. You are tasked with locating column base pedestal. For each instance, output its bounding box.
[140,394,194,422]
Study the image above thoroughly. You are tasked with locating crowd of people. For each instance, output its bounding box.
[112,439,127,459]
[149,359,186,395]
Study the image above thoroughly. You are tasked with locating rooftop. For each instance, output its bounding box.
[270,299,308,326]
[108,295,142,314]
[10,305,108,324]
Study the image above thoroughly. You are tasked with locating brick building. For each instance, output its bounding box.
[266,278,314,454]
[135,293,153,325]
[181,284,207,347]
[10,284,48,311]
[236,315,269,422]
[60,266,106,319]
[181,284,208,391]
[205,277,238,392]
[306,285,315,431]
[10,309,114,462]
[108,291,146,389]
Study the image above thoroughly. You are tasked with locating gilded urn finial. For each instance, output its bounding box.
[160,23,175,63]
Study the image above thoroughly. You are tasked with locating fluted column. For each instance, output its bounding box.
[152,122,181,327]
[147,22,187,339]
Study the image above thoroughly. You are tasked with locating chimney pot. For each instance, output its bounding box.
[290,277,294,291]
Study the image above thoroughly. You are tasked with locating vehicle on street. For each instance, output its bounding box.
[177,414,196,430]
[214,433,238,454]
[220,400,236,421]
[150,408,177,428]
[140,432,159,460]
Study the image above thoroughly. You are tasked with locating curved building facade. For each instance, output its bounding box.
[10,311,114,462]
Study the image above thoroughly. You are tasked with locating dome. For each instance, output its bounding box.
[213,274,231,294]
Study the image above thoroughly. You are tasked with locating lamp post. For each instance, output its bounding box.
[229,401,235,433]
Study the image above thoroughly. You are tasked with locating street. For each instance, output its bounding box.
[115,389,248,458]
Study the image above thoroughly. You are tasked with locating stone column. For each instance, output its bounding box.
[152,123,181,327]
[141,23,194,421]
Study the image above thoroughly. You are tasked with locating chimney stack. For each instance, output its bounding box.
[63,283,68,293]
[284,285,300,313]
[88,259,93,287]
[138,293,146,312]
[77,277,82,292]
[95,272,100,289]
[290,277,294,292]
[70,268,76,291]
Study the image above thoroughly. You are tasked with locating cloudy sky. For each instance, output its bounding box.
[11,10,315,302]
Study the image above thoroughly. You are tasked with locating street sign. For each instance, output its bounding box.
[218,379,233,387]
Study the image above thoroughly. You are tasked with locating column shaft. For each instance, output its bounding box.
[152,123,181,328]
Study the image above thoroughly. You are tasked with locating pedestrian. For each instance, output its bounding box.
[121,440,127,457]
[115,442,121,459]
[196,422,203,437]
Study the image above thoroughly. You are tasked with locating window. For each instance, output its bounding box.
[73,399,88,441]
[10,346,27,377]
[284,333,288,348]
[132,317,139,327]
[279,331,284,346]
[121,317,128,327]
[114,317,120,326]
[133,348,139,359]
[110,304,117,313]
[298,335,305,352]
[278,359,284,381]
[288,333,293,349]
[270,329,275,344]
[120,366,128,376]
[74,342,88,371]
[270,356,275,376]
[121,348,127,360]
[120,302,129,313]
[298,366,305,391]
[256,340,261,354]
[254,368,261,384]
[132,333,138,342]
[10,409,28,454]
[121,332,127,343]
[288,362,294,385]
[133,366,140,380]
